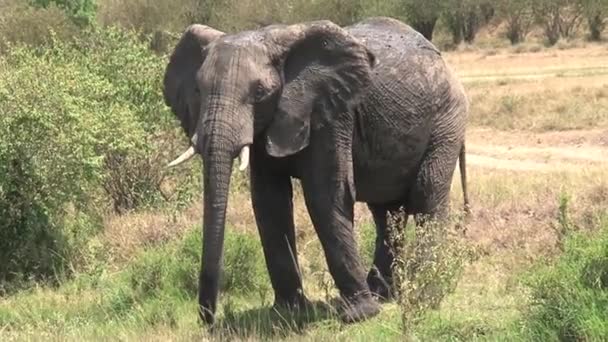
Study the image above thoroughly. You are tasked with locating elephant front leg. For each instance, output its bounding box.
[300,133,379,323]
[250,154,307,310]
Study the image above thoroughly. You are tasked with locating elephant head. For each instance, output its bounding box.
[163,21,376,324]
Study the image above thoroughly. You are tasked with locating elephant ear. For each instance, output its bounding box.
[264,21,376,157]
[163,24,224,137]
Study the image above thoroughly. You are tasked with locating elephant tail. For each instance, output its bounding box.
[459,141,471,216]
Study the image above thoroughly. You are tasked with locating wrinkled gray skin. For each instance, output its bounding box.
[163,17,469,325]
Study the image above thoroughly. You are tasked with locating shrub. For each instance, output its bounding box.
[0,42,140,285]
[388,211,472,333]
[221,230,269,293]
[496,0,534,45]
[532,0,584,46]
[127,226,268,301]
[522,216,608,340]
[0,27,185,286]
[581,0,608,41]
[30,0,97,27]
[442,0,490,45]
[402,0,444,41]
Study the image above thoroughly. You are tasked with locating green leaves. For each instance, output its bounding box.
[0,28,178,285]
[30,0,97,27]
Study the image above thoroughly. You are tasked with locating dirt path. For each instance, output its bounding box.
[466,128,608,172]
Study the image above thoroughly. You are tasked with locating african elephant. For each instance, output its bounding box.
[162,16,469,324]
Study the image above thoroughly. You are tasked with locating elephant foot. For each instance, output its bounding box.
[198,304,215,325]
[272,290,311,312]
[339,292,380,323]
[367,268,394,302]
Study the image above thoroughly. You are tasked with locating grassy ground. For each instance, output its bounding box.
[2,44,608,341]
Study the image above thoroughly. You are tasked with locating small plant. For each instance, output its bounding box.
[221,231,269,293]
[555,191,576,251]
[500,94,521,114]
[387,209,471,334]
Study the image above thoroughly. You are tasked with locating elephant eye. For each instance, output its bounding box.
[254,83,269,103]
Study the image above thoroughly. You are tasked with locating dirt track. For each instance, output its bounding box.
[466,128,608,172]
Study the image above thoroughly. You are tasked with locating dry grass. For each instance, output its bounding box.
[445,44,608,77]
[445,45,608,131]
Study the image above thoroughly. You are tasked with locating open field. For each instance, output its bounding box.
[1,44,608,341]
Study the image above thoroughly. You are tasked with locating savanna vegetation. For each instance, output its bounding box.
[1,0,607,340]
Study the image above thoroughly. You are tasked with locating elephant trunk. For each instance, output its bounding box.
[196,102,253,324]
[198,140,233,324]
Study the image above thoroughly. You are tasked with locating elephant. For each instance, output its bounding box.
[162,16,469,325]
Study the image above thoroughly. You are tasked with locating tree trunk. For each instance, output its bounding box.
[588,14,604,41]
[413,18,438,41]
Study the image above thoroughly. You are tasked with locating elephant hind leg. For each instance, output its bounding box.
[366,204,408,301]
[406,139,462,219]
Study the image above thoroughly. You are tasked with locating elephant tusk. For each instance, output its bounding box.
[238,145,250,171]
[167,146,196,167]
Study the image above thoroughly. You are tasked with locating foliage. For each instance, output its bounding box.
[0,28,186,286]
[495,0,534,45]
[522,216,608,340]
[581,0,608,40]
[98,0,368,35]
[387,212,472,334]
[125,227,269,303]
[0,0,80,53]
[30,0,97,27]
[0,40,135,285]
[401,0,444,41]
[97,0,199,35]
[0,227,270,336]
[532,0,584,45]
[442,0,492,45]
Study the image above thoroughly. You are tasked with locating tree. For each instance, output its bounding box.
[581,0,608,40]
[532,0,583,45]
[402,0,444,41]
[496,0,534,44]
[443,0,488,44]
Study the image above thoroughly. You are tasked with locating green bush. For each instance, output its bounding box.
[0,27,185,287]
[388,212,472,333]
[128,227,268,301]
[521,217,608,340]
[0,42,137,285]
[31,0,98,27]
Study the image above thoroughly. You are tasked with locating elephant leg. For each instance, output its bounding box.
[407,140,462,251]
[301,179,379,322]
[300,142,379,322]
[407,141,461,221]
[250,154,306,310]
[366,204,408,301]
